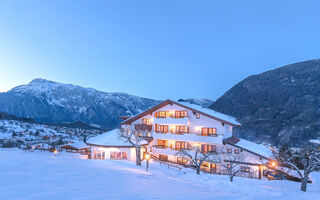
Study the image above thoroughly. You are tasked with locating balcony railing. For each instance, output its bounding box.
[153,145,190,151]
[134,124,152,131]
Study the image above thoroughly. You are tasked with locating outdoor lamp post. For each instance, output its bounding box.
[145,153,150,172]
[54,149,58,157]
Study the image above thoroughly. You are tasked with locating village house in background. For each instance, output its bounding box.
[87,99,273,179]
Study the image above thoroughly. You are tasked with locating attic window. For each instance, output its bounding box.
[196,114,200,119]
[234,149,240,154]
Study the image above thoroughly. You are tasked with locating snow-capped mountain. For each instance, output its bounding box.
[0,79,160,129]
[177,98,214,108]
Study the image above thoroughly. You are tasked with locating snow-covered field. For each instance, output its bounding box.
[0,149,319,200]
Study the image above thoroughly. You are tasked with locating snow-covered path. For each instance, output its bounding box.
[0,149,319,200]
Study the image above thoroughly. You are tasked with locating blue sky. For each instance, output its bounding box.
[0,0,319,100]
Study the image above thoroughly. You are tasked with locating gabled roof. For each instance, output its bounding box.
[121,99,241,126]
[223,137,273,160]
[86,129,149,147]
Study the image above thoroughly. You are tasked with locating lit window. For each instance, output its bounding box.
[234,149,240,154]
[201,128,217,136]
[196,114,200,119]
[176,126,187,134]
[142,118,152,125]
[227,148,232,153]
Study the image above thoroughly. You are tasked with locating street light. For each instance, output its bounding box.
[54,149,58,156]
[145,153,150,172]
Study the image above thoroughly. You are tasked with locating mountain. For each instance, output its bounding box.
[209,59,320,147]
[177,98,214,108]
[0,79,160,129]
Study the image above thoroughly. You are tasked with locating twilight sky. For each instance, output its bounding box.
[0,0,319,100]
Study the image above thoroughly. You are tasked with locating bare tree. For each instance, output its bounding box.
[120,127,146,166]
[275,143,320,192]
[176,145,211,175]
[211,151,243,182]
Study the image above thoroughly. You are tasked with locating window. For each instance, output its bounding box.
[94,151,105,160]
[157,139,167,148]
[240,166,250,172]
[234,149,240,154]
[122,152,128,160]
[157,125,168,133]
[196,114,200,119]
[158,111,167,118]
[187,142,193,150]
[159,154,168,161]
[138,132,143,137]
[176,126,188,134]
[110,152,122,160]
[142,118,152,125]
[228,125,232,132]
[227,148,232,153]
[201,128,217,136]
[177,157,188,165]
[146,132,151,137]
[175,141,186,150]
[174,110,188,118]
[227,164,231,168]
[110,152,127,160]
[201,144,216,153]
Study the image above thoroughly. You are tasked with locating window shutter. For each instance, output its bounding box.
[187,127,189,133]
[155,124,158,133]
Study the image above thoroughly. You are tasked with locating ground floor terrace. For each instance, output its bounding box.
[152,139,268,179]
[152,151,265,179]
[1,148,319,200]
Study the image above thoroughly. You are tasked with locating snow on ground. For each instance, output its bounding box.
[0,149,319,200]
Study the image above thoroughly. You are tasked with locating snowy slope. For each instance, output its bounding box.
[0,79,160,129]
[0,149,319,200]
[0,119,103,148]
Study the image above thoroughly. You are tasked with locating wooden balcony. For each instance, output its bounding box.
[134,124,153,131]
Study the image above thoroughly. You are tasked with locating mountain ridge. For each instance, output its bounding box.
[0,79,161,129]
[209,59,320,147]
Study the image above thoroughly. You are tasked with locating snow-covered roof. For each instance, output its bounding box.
[178,102,241,126]
[121,99,241,126]
[61,141,89,149]
[86,129,149,147]
[310,139,320,145]
[224,137,273,159]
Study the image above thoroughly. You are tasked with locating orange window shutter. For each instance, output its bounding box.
[187,127,189,133]
[155,124,158,133]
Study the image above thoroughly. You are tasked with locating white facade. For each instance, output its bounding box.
[90,145,137,161]
[121,100,272,179]
[87,129,148,161]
